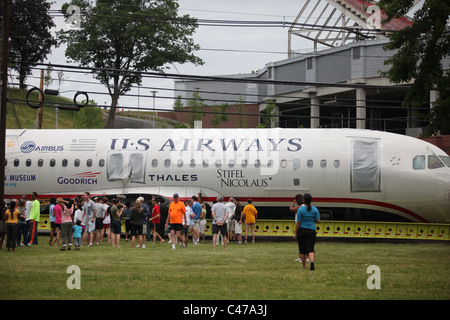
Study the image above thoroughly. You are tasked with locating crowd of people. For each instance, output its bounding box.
[0,191,320,270]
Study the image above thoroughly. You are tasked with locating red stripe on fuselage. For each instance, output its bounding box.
[198,196,428,223]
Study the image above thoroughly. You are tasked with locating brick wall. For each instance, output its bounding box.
[157,104,260,128]
[422,135,450,155]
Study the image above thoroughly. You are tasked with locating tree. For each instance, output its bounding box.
[59,0,203,128]
[44,64,53,88]
[172,95,188,127]
[186,90,206,127]
[236,97,248,128]
[173,95,184,111]
[378,0,450,135]
[1,0,57,89]
[258,100,277,128]
[73,100,104,128]
[210,102,229,127]
[57,70,66,96]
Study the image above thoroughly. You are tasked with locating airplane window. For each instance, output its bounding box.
[14,159,19,167]
[202,160,209,168]
[74,159,80,167]
[241,160,248,168]
[281,160,287,168]
[413,155,425,170]
[215,159,222,168]
[87,159,93,167]
[190,159,196,168]
[26,159,32,167]
[428,155,445,169]
[320,160,327,168]
[62,159,68,167]
[99,159,105,167]
[164,159,171,168]
[50,159,56,167]
[228,160,235,168]
[177,160,183,167]
[38,159,44,167]
[307,160,313,168]
[334,160,340,168]
[254,160,261,168]
[152,159,158,168]
[439,156,450,167]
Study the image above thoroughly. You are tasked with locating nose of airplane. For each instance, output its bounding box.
[443,178,450,202]
[438,171,450,221]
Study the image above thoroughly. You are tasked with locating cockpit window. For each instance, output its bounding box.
[413,155,425,170]
[428,155,445,169]
[438,156,450,168]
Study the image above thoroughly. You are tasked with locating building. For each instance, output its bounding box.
[173,38,449,135]
[170,0,449,137]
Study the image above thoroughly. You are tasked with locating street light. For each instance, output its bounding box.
[151,90,157,128]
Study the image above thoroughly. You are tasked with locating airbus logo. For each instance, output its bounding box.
[20,141,64,153]
[20,141,36,153]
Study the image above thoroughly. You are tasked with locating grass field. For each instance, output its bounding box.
[0,237,449,300]
[6,88,78,129]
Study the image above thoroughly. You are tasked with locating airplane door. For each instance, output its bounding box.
[351,138,381,192]
[107,151,146,183]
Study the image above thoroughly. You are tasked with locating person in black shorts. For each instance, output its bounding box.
[293,194,321,271]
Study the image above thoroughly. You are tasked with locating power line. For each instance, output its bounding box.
[48,9,397,35]
[14,63,429,114]
[10,75,428,117]
[20,61,412,92]
[22,71,417,106]
[7,96,427,127]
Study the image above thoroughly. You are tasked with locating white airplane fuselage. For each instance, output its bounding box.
[4,128,450,223]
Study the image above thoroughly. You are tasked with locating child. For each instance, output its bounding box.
[73,220,83,250]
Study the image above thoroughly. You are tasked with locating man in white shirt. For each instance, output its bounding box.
[94,197,105,245]
[225,198,236,243]
[81,192,96,247]
[211,196,228,251]
[182,199,194,248]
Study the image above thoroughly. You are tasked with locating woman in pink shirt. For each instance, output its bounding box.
[51,202,62,246]
[59,198,74,251]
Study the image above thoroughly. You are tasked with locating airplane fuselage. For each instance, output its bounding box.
[4,128,450,223]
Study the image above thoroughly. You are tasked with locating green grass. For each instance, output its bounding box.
[6,88,81,129]
[0,237,449,300]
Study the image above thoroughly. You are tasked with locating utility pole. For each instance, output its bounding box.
[0,0,10,201]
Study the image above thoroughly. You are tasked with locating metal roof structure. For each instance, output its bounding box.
[288,0,414,56]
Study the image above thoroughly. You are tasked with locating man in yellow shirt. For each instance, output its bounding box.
[243,199,257,244]
[166,193,187,249]
[29,192,40,245]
